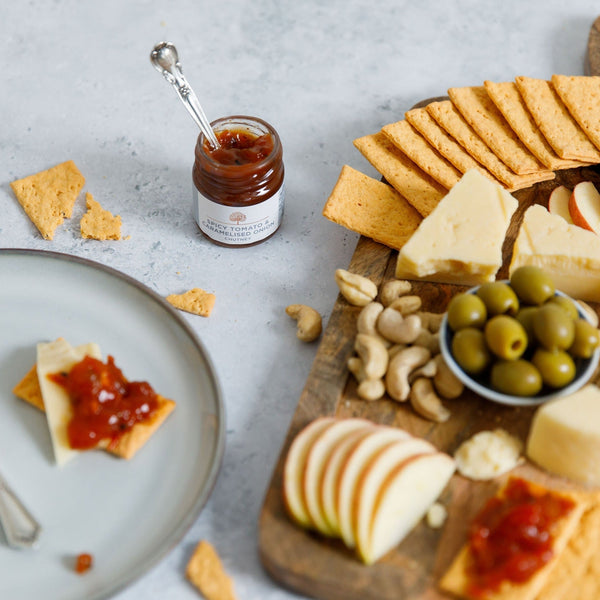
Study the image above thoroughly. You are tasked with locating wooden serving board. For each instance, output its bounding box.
[259,24,600,600]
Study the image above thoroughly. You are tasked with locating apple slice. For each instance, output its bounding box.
[282,417,336,528]
[302,418,373,536]
[569,181,600,233]
[336,426,413,549]
[548,186,573,224]
[352,438,436,561]
[360,452,455,565]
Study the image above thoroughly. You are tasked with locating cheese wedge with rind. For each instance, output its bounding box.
[509,204,600,302]
[396,169,518,285]
[36,339,101,466]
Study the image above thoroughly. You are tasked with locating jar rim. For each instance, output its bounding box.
[197,115,282,171]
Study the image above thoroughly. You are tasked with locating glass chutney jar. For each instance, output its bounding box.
[192,115,285,247]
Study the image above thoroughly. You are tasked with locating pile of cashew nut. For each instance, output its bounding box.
[335,269,464,423]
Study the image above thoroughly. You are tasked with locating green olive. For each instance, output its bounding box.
[447,293,487,331]
[533,304,575,351]
[510,266,555,305]
[546,295,579,321]
[451,327,491,375]
[531,348,576,388]
[490,359,543,396]
[516,306,538,344]
[476,282,519,316]
[484,315,528,360]
[570,319,600,358]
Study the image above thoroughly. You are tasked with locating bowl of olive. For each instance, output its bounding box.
[439,266,600,407]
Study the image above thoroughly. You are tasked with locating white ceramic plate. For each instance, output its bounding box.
[0,249,225,599]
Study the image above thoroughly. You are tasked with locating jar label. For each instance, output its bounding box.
[193,186,285,245]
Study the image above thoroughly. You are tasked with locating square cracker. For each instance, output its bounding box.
[484,80,587,170]
[322,165,422,250]
[439,478,588,600]
[353,131,446,217]
[515,76,600,162]
[186,540,238,600]
[447,85,549,175]
[426,100,554,190]
[381,120,462,189]
[552,74,600,153]
[405,107,500,183]
[10,160,85,240]
[166,288,216,317]
[80,193,122,240]
[12,364,175,460]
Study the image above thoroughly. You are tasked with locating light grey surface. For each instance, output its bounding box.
[0,1,598,598]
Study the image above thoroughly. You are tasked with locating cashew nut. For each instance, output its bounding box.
[417,311,444,333]
[433,354,464,399]
[409,357,438,383]
[357,379,386,401]
[286,304,322,342]
[357,302,390,347]
[413,328,440,355]
[385,346,431,402]
[410,377,451,423]
[379,279,412,307]
[355,334,389,380]
[377,309,422,344]
[335,269,378,306]
[388,295,422,315]
[347,356,367,382]
[388,343,408,360]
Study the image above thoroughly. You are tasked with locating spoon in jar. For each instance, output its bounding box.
[0,472,41,549]
[150,41,220,149]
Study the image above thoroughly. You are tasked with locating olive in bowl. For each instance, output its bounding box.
[439,268,600,407]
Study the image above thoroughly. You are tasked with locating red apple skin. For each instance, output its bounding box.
[569,191,593,231]
[568,182,600,234]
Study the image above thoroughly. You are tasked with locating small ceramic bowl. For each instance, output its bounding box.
[439,286,600,407]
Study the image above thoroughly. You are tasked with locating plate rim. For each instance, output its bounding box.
[0,247,226,599]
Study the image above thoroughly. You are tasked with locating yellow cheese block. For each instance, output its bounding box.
[509,204,600,302]
[526,384,600,485]
[395,169,518,285]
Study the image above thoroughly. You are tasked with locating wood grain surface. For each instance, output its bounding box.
[259,28,600,600]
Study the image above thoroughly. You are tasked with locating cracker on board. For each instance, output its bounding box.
[381,120,462,189]
[551,74,600,152]
[515,76,600,162]
[405,107,499,183]
[439,479,588,600]
[426,100,554,190]
[353,131,446,217]
[9,160,85,240]
[80,193,122,240]
[322,165,422,250]
[166,288,216,317]
[484,80,587,170]
[12,361,175,460]
[185,540,238,600]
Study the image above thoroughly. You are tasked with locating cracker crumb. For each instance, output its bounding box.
[80,193,122,240]
[166,288,216,317]
[185,541,237,600]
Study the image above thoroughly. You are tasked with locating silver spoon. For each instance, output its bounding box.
[0,472,41,549]
[150,41,220,149]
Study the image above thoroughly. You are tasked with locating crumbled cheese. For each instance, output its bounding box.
[426,502,448,529]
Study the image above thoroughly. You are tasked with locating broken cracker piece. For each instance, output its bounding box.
[80,192,122,240]
[167,288,216,317]
[186,541,238,600]
[10,160,85,240]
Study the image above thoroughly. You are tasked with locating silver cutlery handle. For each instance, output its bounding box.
[0,473,41,549]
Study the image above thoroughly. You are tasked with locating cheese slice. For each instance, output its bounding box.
[36,339,101,466]
[395,169,518,285]
[527,384,600,485]
[509,204,600,302]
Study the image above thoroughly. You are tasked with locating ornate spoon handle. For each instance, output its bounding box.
[0,473,41,549]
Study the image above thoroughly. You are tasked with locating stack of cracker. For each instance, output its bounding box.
[323,75,600,247]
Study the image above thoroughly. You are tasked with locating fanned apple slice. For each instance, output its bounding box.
[336,426,413,549]
[361,452,455,565]
[353,437,437,562]
[282,417,336,528]
[548,185,573,224]
[569,181,600,233]
[303,418,373,536]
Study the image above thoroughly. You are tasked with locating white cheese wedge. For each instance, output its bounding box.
[395,169,518,285]
[526,384,600,485]
[36,339,102,466]
[509,204,600,302]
